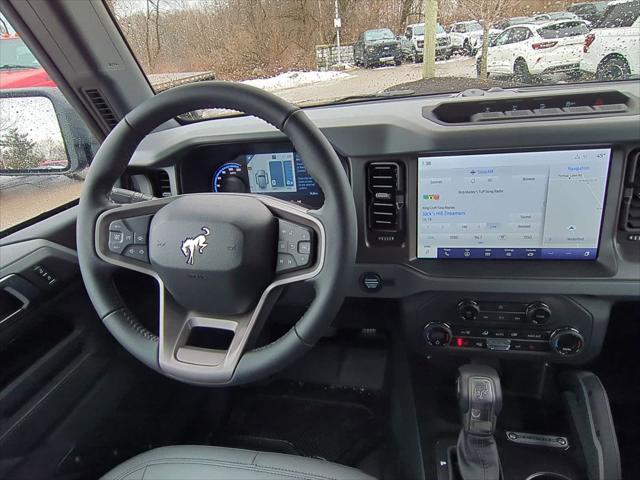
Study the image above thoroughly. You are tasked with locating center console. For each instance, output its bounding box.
[413,293,607,363]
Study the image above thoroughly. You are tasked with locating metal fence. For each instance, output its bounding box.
[315,44,355,71]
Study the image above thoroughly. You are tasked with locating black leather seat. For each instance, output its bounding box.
[101,445,376,480]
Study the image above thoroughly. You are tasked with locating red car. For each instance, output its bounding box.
[0,34,55,89]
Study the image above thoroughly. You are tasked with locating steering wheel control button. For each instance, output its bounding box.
[108,231,127,254]
[108,215,152,255]
[550,328,584,356]
[361,272,382,292]
[526,302,552,325]
[276,253,297,272]
[457,299,480,321]
[124,245,149,263]
[297,241,311,254]
[276,219,314,272]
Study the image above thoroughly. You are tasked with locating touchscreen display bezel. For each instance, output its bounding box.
[416,147,612,261]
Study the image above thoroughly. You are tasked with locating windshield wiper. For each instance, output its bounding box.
[328,89,416,105]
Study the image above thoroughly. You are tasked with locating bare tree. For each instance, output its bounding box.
[456,0,522,80]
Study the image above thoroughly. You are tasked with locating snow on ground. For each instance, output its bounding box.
[242,70,351,91]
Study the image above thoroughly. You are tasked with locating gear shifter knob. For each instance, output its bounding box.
[457,364,502,436]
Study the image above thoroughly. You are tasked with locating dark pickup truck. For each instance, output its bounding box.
[354,28,402,68]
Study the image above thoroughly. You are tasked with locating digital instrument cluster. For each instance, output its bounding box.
[210,152,323,207]
[180,146,324,208]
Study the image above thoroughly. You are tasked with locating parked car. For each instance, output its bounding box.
[0,34,55,89]
[534,11,580,22]
[477,20,590,81]
[354,28,402,67]
[568,1,612,23]
[490,17,535,42]
[581,0,640,79]
[400,22,452,62]
[448,20,484,55]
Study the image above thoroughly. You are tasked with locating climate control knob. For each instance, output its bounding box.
[424,323,452,347]
[550,328,584,356]
[457,300,480,321]
[526,302,552,325]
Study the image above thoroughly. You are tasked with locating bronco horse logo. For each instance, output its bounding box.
[181,227,210,265]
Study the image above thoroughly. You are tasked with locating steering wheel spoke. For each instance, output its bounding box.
[157,279,280,384]
[255,195,326,282]
[94,197,175,275]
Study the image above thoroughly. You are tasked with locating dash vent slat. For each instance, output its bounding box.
[84,89,118,130]
[620,151,640,232]
[366,162,405,245]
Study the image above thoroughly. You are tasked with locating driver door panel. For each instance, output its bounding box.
[0,210,196,479]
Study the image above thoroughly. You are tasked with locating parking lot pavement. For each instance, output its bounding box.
[278,56,476,105]
[0,175,83,231]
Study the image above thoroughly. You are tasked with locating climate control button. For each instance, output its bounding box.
[457,300,480,321]
[549,328,584,356]
[424,323,452,347]
[526,302,552,325]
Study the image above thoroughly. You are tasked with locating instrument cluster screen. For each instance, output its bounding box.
[210,151,323,208]
[417,148,611,260]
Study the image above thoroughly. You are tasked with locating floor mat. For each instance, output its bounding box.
[214,382,386,467]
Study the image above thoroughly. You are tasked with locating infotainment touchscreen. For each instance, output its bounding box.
[417,148,611,260]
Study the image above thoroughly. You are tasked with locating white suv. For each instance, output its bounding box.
[448,21,484,55]
[400,23,452,62]
[478,20,589,81]
[581,0,640,80]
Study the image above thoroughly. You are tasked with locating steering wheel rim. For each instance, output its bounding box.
[77,81,357,385]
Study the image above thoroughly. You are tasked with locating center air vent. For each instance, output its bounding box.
[620,151,640,232]
[366,162,405,245]
[154,170,173,197]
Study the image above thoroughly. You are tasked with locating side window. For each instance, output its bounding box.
[0,14,96,232]
[495,30,512,46]
[511,27,531,43]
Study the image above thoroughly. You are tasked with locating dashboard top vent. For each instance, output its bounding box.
[84,89,118,130]
[621,151,640,232]
[426,91,635,124]
[366,162,405,245]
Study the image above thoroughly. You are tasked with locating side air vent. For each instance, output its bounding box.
[84,89,118,130]
[366,162,405,245]
[620,151,640,232]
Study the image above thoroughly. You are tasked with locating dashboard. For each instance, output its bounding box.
[124,80,640,363]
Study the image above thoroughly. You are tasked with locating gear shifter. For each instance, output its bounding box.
[456,364,502,480]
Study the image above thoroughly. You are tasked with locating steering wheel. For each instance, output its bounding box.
[77,82,356,386]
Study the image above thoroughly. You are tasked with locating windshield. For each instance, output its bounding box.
[0,37,40,69]
[599,0,640,27]
[412,24,445,36]
[365,29,395,41]
[106,0,640,119]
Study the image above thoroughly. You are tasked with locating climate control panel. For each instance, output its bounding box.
[415,293,595,360]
